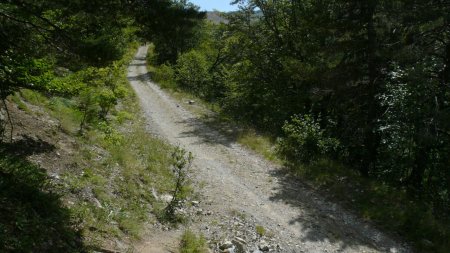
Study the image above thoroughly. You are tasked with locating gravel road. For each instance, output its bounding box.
[129,46,410,253]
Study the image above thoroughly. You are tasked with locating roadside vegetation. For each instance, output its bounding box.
[146,1,450,252]
[0,43,180,251]
[180,230,208,253]
[1,1,206,251]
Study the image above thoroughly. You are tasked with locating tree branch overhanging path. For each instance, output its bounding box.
[128,45,410,253]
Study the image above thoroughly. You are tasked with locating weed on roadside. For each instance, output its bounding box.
[180,230,208,253]
[255,225,266,237]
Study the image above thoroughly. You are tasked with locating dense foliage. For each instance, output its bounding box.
[277,114,340,164]
[0,0,205,251]
[0,0,205,135]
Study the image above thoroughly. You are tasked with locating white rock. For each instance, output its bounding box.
[160,194,173,203]
[234,237,247,244]
[259,240,270,252]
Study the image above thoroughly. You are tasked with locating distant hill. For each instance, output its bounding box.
[206,10,263,24]
[206,11,228,24]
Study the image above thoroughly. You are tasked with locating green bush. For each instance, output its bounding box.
[175,50,210,95]
[146,43,158,66]
[153,64,177,89]
[96,87,117,119]
[277,114,339,164]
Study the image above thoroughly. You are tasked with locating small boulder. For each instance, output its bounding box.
[159,194,173,203]
[220,241,234,250]
[259,240,270,252]
[232,239,246,253]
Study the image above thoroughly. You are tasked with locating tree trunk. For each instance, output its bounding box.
[409,145,427,194]
[361,0,379,176]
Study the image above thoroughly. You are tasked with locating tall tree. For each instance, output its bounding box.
[135,0,206,63]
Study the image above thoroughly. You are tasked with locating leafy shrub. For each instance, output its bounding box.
[146,43,158,66]
[96,87,117,119]
[277,114,339,164]
[97,121,124,145]
[153,64,177,89]
[175,50,210,95]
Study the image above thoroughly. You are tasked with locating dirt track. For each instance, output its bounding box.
[128,46,410,253]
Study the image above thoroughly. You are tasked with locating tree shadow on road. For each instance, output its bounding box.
[127,72,151,82]
[128,63,148,67]
[173,110,406,251]
[176,117,238,147]
[268,167,407,252]
[0,137,86,253]
[172,111,406,252]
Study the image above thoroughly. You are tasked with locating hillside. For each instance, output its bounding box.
[0,45,179,252]
[206,11,228,24]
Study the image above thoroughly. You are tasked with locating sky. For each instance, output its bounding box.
[189,0,238,12]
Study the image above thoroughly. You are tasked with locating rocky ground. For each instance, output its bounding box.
[129,46,412,253]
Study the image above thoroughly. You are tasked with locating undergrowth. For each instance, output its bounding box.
[180,230,208,253]
[295,160,450,252]
[63,87,174,243]
[3,43,177,250]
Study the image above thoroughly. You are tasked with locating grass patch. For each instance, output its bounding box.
[20,89,48,105]
[47,97,82,134]
[180,230,208,253]
[255,225,266,237]
[62,80,175,242]
[230,209,246,220]
[10,93,30,112]
[237,129,278,161]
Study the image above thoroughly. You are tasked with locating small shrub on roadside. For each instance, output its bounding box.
[153,64,177,89]
[180,230,208,253]
[256,225,266,237]
[175,50,210,95]
[277,114,339,164]
[164,147,193,222]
